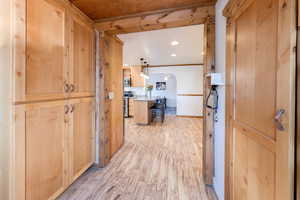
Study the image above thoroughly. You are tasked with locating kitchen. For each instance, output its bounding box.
[123,59,167,125]
[120,26,204,126]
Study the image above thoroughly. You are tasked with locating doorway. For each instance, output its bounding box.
[58,24,218,199]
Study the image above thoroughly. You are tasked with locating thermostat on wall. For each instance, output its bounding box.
[206,73,224,86]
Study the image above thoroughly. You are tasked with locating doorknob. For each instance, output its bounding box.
[274,109,285,131]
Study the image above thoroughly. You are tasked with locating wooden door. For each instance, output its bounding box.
[69,16,95,98]
[224,0,296,199]
[23,0,68,102]
[69,98,95,182]
[22,101,68,200]
[99,33,124,166]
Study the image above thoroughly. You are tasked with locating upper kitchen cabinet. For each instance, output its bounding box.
[16,0,68,103]
[131,66,145,87]
[14,0,95,103]
[69,15,95,98]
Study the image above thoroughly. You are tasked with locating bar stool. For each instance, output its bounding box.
[151,101,165,123]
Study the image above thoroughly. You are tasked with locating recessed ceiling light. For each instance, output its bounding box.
[171,54,177,57]
[171,41,179,46]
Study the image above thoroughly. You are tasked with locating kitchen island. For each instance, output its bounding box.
[133,96,157,125]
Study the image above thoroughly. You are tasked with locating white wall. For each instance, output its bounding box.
[0,0,12,199]
[146,73,177,107]
[148,66,203,116]
[214,0,229,199]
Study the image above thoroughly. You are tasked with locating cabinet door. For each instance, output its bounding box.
[69,16,95,98]
[23,0,68,102]
[69,98,95,182]
[20,101,68,200]
[131,66,145,87]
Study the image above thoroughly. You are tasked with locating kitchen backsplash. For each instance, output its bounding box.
[124,87,146,96]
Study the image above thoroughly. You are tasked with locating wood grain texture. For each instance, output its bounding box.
[133,100,155,125]
[69,14,95,98]
[297,17,300,200]
[26,0,67,101]
[58,116,216,200]
[94,6,215,34]
[71,0,216,20]
[68,98,95,183]
[223,0,297,199]
[98,33,124,166]
[202,20,215,186]
[13,0,95,104]
[224,19,235,200]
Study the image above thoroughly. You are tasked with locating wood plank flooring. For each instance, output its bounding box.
[58,116,217,200]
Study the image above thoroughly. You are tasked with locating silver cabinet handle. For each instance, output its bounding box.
[70,105,75,113]
[70,84,75,92]
[64,83,70,93]
[274,109,285,131]
[64,105,70,114]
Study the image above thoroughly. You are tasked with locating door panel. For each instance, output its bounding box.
[233,127,275,200]
[25,101,67,200]
[230,0,296,199]
[235,1,277,139]
[69,98,95,182]
[70,16,95,98]
[26,0,67,101]
[98,34,124,166]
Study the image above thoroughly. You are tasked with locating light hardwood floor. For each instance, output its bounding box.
[58,116,217,200]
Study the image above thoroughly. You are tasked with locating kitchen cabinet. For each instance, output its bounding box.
[129,98,134,116]
[133,99,155,125]
[69,15,95,98]
[131,66,145,87]
[14,0,95,103]
[14,98,95,200]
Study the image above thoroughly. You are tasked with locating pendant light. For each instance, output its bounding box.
[140,58,149,79]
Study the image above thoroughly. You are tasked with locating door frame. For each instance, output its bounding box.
[223,0,297,199]
[95,4,217,188]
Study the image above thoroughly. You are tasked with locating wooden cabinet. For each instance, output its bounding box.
[12,0,96,199]
[15,101,68,200]
[129,98,134,116]
[133,100,155,125]
[23,0,68,103]
[69,16,95,98]
[68,98,95,182]
[14,0,95,103]
[14,98,95,200]
[131,66,145,87]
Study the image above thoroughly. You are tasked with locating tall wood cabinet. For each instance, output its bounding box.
[12,0,96,199]
[14,0,95,103]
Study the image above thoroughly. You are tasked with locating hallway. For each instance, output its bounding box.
[58,116,216,200]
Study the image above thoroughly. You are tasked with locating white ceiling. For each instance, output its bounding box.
[118,25,204,66]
